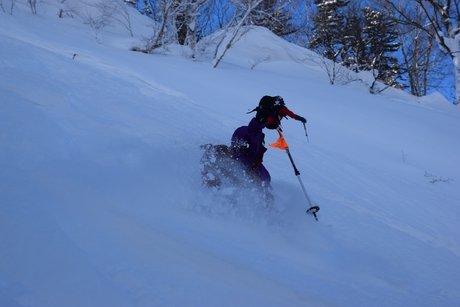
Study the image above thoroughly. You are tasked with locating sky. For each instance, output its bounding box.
[1,1,460,306]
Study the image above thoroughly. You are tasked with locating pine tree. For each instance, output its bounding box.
[339,1,366,71]
[362,7,401,86]
[309,0,350,61]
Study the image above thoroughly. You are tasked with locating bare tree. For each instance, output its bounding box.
[81,1,134,40]
[151,0,210,56]
[0,0,18,15]
[247,0,300,37]
[382,0,460,104]
[110,0,135,36]
[197,0,234,39]
[290,0,316,48]
[140,0,182,53]
[304,52,360,85]
[182,0,210,56]
[138,0,209,56]
[83,6,113,42]
[212,0,264,68]
[28,0,38,14]
[380,0,450,97]
[58,0,81,18]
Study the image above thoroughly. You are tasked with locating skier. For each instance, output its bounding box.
[200,95,305,193]
[248,95,307,130]
[231,107,271,186]
[200,100,272,191]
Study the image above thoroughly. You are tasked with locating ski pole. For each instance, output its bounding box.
[269,129,319,220]
[285,148,319,221]
[303,122,309,143]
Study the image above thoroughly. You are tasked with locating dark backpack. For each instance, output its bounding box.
[248,95,283,114]
[258,95,276,111]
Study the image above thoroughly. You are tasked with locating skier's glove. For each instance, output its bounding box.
[296,115,307,124]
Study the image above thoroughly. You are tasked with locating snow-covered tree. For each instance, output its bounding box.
[362,7,401,87]
[382,0,460,105]
[213,0,264,68]
[247,0,298,37]
[196,0,235,39]
[340,1,366,70]
[136,0,209,56]
[309,0,350,61]
[176,0,210,55]
[379,0,450,98]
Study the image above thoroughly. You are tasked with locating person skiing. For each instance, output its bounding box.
[248,95,306,130]
[231,107,271,187]
[199,101,272,189]
[200,95,305,195]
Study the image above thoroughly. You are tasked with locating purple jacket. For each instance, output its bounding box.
[231,118,267,169]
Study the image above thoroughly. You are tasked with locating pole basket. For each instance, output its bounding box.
[306,206,320,221]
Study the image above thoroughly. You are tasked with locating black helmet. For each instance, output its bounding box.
[274,96,285,106]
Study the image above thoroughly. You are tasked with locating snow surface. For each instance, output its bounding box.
[1,1,460,307]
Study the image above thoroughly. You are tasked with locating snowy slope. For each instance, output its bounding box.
[1,2,460,307]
